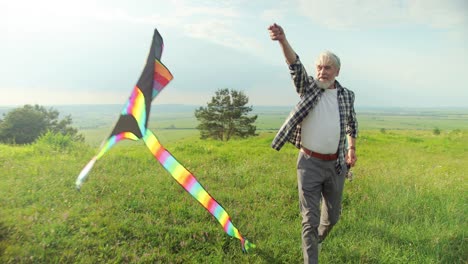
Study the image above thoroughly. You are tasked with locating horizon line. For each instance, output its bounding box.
[1,103,468,109]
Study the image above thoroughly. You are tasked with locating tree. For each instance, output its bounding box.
[195,89,257,141]
[0,104,84,144]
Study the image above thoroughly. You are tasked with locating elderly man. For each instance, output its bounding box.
[268,23,358,264]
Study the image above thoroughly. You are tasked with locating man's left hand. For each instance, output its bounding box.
[346,149,357,167]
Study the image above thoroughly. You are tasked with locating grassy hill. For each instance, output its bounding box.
[0,129,466,263]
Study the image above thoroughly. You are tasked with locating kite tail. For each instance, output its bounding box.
[75,156,98,190]
[143,129,255,252]
[241,238,256,253]
[75,132,140,190]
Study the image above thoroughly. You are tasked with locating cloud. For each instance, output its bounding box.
[153,0,267,57]
[2,0,103,33]
[261,8,287,22]
[298,0,468,31]
[407,0,468,29]
[297,0,405,29]
[2,0,281,63]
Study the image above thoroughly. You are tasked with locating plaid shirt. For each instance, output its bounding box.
[272,55,358,174]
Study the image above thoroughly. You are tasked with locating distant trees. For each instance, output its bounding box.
[0,105,83,144]
[195,89,257,141]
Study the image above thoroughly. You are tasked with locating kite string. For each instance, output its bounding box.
[143,129,255,252]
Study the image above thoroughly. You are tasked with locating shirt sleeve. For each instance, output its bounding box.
[288,54,312,96]
[346,91,358,138]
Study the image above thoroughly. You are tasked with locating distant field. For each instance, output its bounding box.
[2,105,468,145]
[357,108,468,130]
[74,105,468,145]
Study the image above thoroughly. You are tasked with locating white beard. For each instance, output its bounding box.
[316,79,334,90]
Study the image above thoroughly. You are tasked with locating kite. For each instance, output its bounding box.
[75,29,255,253]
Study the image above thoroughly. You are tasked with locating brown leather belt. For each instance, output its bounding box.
[301,147,338,161]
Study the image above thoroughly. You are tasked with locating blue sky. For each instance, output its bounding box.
[1,0,467,107]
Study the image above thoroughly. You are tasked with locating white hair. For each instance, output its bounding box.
[315,51,341,69]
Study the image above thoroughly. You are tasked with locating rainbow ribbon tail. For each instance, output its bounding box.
[75,133,138,191]
[75,156,98,191]
[241,238,256,253]
[143,129,254,252]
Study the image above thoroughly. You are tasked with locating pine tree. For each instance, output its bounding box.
[195,89,257,141]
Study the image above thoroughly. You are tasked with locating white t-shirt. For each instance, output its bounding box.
[300,88,340,154]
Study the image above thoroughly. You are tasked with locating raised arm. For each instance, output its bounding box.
[268,23,311,95]
[268,23,296,65]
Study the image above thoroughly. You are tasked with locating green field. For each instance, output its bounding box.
[69,105,468,145]
[3,105,467,144]
[0,107,467,263]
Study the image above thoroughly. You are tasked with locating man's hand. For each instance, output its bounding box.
[268,23,296,64]
[346,149,357,167]
[268,23,285,41]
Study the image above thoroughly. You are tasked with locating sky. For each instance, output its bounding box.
[1,0,467,108]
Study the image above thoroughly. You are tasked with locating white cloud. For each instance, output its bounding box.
[155,0,267,57]
[298,0,468,31]
[407,0,468,29]
[298,0,405,29]
[2,0,102,33]
[2,0,278,60]
[261,8,287,22]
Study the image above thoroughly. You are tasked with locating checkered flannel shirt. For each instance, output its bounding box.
[272,55,358,174]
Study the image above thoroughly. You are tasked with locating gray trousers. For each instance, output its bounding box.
[297,151,346,264]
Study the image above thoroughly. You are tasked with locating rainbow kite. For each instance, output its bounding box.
[75,29,255,252]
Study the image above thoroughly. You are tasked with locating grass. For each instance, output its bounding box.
[0,129,466,263]
[80,127,198,146]
[329,129,467,263]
